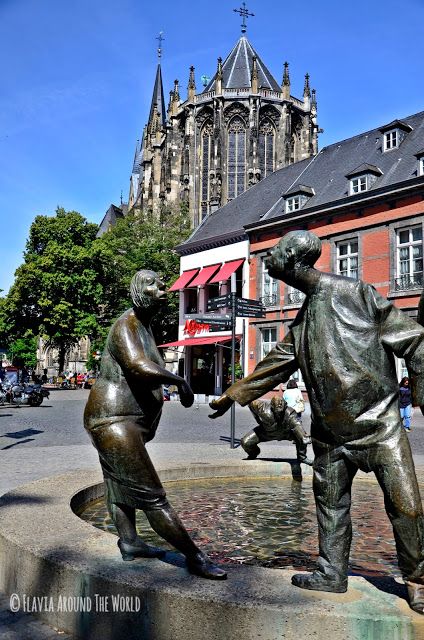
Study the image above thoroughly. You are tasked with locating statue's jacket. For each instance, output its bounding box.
[227,273,424,447]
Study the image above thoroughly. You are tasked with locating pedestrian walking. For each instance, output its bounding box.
[400,376,413,432]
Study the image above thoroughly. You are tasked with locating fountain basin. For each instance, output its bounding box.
[0,464,423,640]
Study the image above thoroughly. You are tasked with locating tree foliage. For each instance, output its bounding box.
[92,204,191,346]
[6,208,101,372]
[8,332,37,369]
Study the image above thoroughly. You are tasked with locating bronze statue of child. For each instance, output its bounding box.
[241,396,312,465]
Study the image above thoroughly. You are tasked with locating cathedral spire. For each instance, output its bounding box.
[148,63,166,130]
[187,66,196,101]
[282,61,290,99]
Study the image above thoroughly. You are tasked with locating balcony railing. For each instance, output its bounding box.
[260,294,278,307]
[393,273,424,291]
[287,290,306,305]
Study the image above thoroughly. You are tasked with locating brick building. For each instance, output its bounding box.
[172,110,424,393]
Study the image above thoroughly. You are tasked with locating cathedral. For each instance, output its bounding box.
[127,20,320,227]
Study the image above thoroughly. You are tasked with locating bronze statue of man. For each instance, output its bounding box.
[85,269,226,580]
[210,230,424,611]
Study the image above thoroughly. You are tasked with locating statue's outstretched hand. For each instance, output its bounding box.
[179,380,194,408]
[209,393,234,419]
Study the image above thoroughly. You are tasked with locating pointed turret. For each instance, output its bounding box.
[203,37,280,94]
[282,61,290,99]
[187,66,196,102]
[169,79,180,117]
[303,73,311,98]
[251,55,258,93]
[148,64,166,130]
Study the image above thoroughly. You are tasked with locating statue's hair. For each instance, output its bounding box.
[130,269,157,309]
[282,230,322,267]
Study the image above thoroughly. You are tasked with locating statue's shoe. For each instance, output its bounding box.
[118,539,165,561]
[292,571,347,593]
[186,553,227,580]
[242,444,261,460]
[406,581,424,614]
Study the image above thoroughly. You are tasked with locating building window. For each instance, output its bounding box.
[261,327,277,358]
[337,240,359,279]
[350,176,367,194]
[260,259,278,306]
[419,157,424,177]
[395,226,423,290]
[287,286,305,305]
[200,122,213,219]
[258,120,275,179]
[227,117,246,200]
[384,129,398,151]
[285,195,301,213]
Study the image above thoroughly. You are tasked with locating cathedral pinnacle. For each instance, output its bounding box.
[233,2,254,34]
[251,55,258,93]
[303,73,311,98]
[282,61,290,99]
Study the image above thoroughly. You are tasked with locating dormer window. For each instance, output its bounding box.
[384,129,398,151]
[284,184,314,214]
[415,150,424,176]
[346,164,383,195]
[286,195,301,213]
[350,176,367,194]
[379,119,412,153]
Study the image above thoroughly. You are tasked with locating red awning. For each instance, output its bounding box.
[160,334,241,348]
[168,268,199,292]
[188,264,221,287]
[208,258,245,284]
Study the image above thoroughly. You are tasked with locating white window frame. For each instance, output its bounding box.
[419,156,424,177]
[285,195,301,213]
[260,327,277,359]
[261,258,278,300]
[396,225,423,289]
[337,239,359,279]
[350,175,367,195]
[384,129,398,151]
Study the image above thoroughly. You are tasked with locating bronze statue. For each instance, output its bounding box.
[85,270,226,580]
[241,396,313,465]
[210,230,424,612]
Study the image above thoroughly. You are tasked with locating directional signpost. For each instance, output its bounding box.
[206,291,266,447]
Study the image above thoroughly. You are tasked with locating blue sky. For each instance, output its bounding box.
[1,0,423,294]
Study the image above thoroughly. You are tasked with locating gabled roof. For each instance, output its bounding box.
[345,163,383,178]
[149,64,166,127]
[178,110,424,255]
[379,119,413,133]
[284,184,315,197]
[204,36,280,92]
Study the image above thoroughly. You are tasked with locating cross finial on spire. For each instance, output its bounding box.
[156,31,165,60]
[233,2,254,34]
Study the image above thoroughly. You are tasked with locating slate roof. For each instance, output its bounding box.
[204,36,280,92]
[96,204,125,238]
[178,110,424,255]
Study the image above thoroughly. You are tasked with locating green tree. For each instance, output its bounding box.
[6,207,101,373]
[93,204,191,347]
[8,332,37,369]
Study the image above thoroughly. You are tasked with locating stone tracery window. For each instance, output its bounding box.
[258,120,275,178]
[227,116,246,200]
[200,122,213,219]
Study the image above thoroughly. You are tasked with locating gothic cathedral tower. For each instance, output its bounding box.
[128,19,319,228]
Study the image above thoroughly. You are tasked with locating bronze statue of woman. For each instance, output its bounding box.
[84,269,226,580]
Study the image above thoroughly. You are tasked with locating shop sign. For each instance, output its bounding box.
[183,319,211,336]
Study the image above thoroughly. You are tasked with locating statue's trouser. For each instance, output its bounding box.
[313,427,424,584]
[89,419,201,557]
